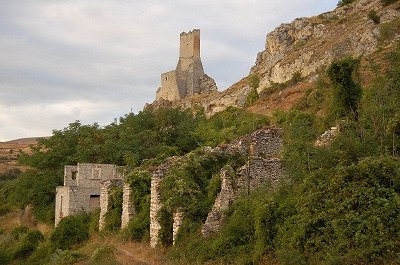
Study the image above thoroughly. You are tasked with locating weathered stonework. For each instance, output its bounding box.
[99,179,124,231]
[202,127,284,236]
[172,209,185,245]
[121,183,135,229]
[149,157,181,248]
[155,29,217,102]
[55,163,123,226]
[149,127,284,246]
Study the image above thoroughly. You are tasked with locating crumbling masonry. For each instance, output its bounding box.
[156,29,217,101]
[55,128,283,245]
[149,127,284,247]
[55,163,124,226]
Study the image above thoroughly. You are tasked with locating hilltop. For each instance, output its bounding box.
[0,137,45,174]
[149,0,400,117]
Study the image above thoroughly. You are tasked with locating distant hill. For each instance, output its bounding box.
[3,137,48,145]
[0,137,48,174]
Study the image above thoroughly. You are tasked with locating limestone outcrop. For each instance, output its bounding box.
[250,0,400,88]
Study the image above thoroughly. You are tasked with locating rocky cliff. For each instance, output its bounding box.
[250,0,399,88]
[148,0,400,117]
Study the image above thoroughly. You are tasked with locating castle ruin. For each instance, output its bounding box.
[54,163,124,226]
[156,29,217,101]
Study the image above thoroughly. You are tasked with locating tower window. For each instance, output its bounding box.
[165,76,168,81]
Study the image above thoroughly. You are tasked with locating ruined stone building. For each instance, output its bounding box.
[156,29,217,101]
[55,163,123,226]
[149,127,284,247]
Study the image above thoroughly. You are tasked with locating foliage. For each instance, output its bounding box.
[194,107,269,146]
[89,246,119,265]
[169,42,400,264]
[327,57,362,119]
[0,170,62,222]
[122,170,151,241]
[246,74,260,106]
[104,186,123,232]
[50,213,90,250]
[246,87,259,106]
[338,0,355,6]
[158,151,244,245]
[368,10,380,24]
[0,227,44,264]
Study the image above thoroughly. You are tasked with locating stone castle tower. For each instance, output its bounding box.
[156,29,217,101]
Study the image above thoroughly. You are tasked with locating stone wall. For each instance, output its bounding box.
[157,71,180,101]
[55,163,123,226]
[155,29,217,102]
[172,209,185,245]
[201,127,283,236]
[99,179,124,231]
[149,127,284,246]
[149,156,181,248]
[121,183,135,229]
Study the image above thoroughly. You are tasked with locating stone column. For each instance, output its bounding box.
[150,175,163,248]
[201,166,236,236]
[99,180,112,231]
[121,183,135,229]
[172,209,184,245]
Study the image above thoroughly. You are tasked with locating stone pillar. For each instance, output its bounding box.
[150,175,163,248]
[172,209,184,245]
[201,166,236,236]
[121,183,135,229]
[99,180,112,231]
[99,179,123,231]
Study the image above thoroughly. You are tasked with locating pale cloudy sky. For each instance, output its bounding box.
[0,0,337,141]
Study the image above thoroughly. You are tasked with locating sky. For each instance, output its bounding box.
[0,0,338,142]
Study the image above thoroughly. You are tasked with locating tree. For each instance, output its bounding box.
[327,57,362,119]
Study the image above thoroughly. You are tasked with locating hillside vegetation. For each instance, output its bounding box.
[1,1,400,264]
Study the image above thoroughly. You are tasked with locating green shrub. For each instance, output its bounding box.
[89,246,118,265]
[246,87,259,106]
[0,205,11,216]
[12,230,44,259]
[338,0,355,6]
[122,195,150,242]
[49,249,86,265]
[50,213,90,249]
[104,186,123,232]
[27,242,55,265]
[368,10,380,24]
[327,57,362,119]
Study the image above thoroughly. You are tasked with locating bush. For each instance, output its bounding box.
[50,213,90,249]
[104,186,123,232]
[368,10,380,24]
[327,57,362,119]
[12,230,44,260]
[246,87,259,106]
[338,0,355,6]
[89,246,118,265]
[49,249,86,265]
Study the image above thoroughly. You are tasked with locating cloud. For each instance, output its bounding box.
[0,0,337,141]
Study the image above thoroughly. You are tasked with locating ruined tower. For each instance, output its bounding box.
[156,29,217,101]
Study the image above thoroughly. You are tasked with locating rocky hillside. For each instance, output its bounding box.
[149,0,400,117]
